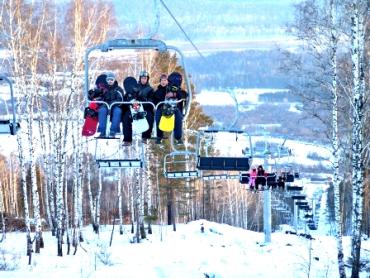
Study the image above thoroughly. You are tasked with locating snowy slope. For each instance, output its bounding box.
[2,220,369,277]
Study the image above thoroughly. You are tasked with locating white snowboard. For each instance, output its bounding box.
[130,101,149,134]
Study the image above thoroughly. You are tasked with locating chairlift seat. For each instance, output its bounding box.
[239,173,250,184]
[291,195,306,200]
[298,205,310,210]
[165,171,198,179]
[286,174,295,183]
[296,201,308,206]
[0,120,10,133]
[287,185,303,191]
[203,174,240,181]
[0,120,19,135]
[197,156,249,171]
[266,173,277,186]
[96,159,143,168]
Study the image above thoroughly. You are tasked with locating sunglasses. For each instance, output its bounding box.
[106,78,115,82]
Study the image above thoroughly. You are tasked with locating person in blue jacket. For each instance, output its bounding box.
[88,72,123,138]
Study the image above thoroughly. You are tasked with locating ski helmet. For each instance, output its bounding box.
[139,70,149,78]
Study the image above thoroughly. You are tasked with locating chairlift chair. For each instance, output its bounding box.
[164,151,199,179]
[95,139,145,168]
[84,39,192,120]
[84,39,192,168]
[196,128,252,180]
[286,185,303,191]
[291,195,306,200]
[0,75,20,135]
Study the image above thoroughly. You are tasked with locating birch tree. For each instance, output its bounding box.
[329,0,346,277]
[349,1,367,276]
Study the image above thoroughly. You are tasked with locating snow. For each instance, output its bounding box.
[196,88,289,106]
[2,220,370,277]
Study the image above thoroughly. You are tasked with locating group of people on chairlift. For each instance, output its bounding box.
[88,70,187,146]
[248,165,287,191]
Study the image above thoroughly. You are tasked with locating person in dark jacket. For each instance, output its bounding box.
[88,72,123,138]
[255,165,267,190]
[153,72,187,144]
[122,70,155,145]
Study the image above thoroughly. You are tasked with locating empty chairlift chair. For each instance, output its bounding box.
[196,128,252,180]
[0,76,20,135]
[164,151,199,179]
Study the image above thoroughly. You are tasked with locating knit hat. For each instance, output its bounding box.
[105,72,116,81]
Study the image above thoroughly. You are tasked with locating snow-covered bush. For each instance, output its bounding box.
[95,242,112,266]
[0,249,20,270]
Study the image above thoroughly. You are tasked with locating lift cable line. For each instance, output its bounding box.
[159,0,205,60]
[144,0,160,39]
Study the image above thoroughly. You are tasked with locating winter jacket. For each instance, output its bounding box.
[130,82,155,111]
[89,81,123,106]
[153,85,187,113]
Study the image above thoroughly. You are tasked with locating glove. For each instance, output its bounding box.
[169,85,179,92]
[88,88,102,100]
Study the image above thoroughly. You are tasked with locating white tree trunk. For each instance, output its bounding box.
[329,1,346,277]
[350,2,366,277]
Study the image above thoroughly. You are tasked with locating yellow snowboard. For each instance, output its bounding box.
[159,114,175,132]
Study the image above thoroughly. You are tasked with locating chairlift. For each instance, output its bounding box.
[298,205,310,211]
[0,75,20,135]
[286,185,303,191]
[202,173,240,181]
[196,128,252,173]
[84,39,192,119]
[94,137,145,168]
[163,151,199,179]
[84,39,192,168]
[291,195,306,200]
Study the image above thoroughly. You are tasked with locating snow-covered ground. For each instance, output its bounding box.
[196,88,290,106]
[1,220,369,277]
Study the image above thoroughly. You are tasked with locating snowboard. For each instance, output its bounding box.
[130,101,149,134]
[159,103,176,132]
[123,76,150,134]
[82,102,99,136]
